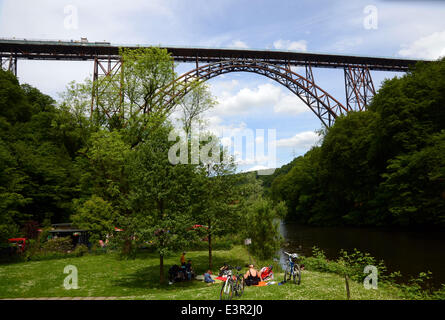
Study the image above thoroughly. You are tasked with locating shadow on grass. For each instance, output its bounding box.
[113,250,248,291]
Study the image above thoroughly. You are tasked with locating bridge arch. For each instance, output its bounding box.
[154,60,349,127]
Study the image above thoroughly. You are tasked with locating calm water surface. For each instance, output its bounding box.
[279,222,445,287]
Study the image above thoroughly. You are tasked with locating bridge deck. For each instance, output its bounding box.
[0,39,424,72]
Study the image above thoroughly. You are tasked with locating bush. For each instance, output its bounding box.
[42,237,73,253]
[26,251,75,261]
[301,246,445,300]
[301,247,347,275]
[337,248,388,282]
[302,246,387,281]
[73,244,89,257]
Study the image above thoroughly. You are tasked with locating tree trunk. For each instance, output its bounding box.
[160,254,165,284]
[122,237,132,256]
[208,219,212,270]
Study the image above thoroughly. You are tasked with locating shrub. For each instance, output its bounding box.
[42,237,73,253]
[27,251,75,261]
[301,247,347,275]
[23,239,41,260]
[73,244,89,257]
[337,248,388,282]
[302,246,387,281]
[302,246,445,300]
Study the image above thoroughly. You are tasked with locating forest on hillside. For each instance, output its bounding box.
[268,59,445,228]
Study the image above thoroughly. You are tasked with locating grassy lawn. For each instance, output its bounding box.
[0,246,404,300]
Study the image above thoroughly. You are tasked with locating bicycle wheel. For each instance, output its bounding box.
[284,266,291,283]
[292,264,301,285]
[220,279,233,300]
[235,276,244,297]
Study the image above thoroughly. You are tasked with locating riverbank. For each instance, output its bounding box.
[280,222,445,287]
[0,246,438,300]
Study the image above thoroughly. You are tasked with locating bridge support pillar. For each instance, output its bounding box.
[1,54,17,76]
[90,57,123,120]
[344,66,375,112]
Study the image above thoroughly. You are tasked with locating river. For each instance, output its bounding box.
[279,222,445,287]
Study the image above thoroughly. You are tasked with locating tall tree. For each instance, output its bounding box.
[179,82,216,136]
[127,123,198,283]
[193,140,238,269]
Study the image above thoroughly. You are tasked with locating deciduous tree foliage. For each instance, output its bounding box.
[271,59,445,228]
[0,70,84,244]
[127,123,199,283]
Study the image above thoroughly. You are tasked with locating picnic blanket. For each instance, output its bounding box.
[196,274,224,283]
[253,281,268,287]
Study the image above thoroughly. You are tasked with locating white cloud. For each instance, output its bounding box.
[398,30,445,60]
[276,131,319,149]
[212,82,309,117]
[273,94,308,116]
[0,0,174,43]
[228,40,249,49]
[211,80,240,94]
[273,39,307,52]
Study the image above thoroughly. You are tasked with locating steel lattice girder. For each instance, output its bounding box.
[90,57,123,120]
[149,59,348,127]
[344,66,376,112]
[1,54,17,76]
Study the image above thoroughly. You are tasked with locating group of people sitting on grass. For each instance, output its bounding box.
[168,252,196,284]
[204,263,266,286]
[168,251,273,287]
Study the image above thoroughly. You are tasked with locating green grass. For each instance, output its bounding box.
[0,246,404,300]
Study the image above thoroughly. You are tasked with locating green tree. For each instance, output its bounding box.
[243,198,286,260]
[71,195,116,243]
[179,82,216,136]
[193,140,238,269]
[127,123,198,283]
[268,58,445,228]
[0,70,84,234]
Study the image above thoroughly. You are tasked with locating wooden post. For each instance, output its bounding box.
[345,274,351,300]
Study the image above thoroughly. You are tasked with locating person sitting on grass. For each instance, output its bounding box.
[244,264,262,286]
[185,259,195,280]
[180,251,186,265]
[204,270,215,284]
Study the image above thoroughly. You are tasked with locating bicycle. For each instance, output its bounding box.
[283,251,301,285]
[220,266,244,300]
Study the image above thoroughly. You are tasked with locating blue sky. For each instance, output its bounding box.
[1,0,445,172]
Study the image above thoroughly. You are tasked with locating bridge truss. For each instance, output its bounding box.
[0,39,420,127]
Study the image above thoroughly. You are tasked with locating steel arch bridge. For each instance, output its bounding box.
[151,60,358,127]
[0,39,422,127]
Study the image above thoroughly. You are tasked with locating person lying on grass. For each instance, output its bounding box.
[204,270,215,284]
[244,264,262,286]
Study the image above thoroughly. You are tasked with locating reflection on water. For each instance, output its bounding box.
[280,222,445,287]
